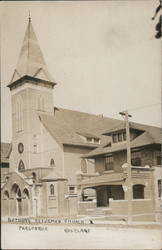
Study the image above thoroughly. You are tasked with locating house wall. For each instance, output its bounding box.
[63,145,95,185]
[95,147,161,175]
[153,166,162,221]
[109,199,154,221]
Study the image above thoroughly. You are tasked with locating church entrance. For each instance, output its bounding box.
[11,183,22,216]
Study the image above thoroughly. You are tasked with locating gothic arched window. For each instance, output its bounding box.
[3,190,9,199]
[18,160,25,172]
[23,188,30,199]
[15,97,23,132]
[50,184,54,195]
[50,158,55,167]
[38,95,45,111]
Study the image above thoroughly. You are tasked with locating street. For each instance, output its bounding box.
[1,222,161,249]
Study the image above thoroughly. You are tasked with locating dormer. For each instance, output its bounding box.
[102,123,145,144]
[77,132,101,144]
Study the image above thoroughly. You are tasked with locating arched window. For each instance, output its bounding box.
[133,184,145,199]
[38,96,45,111]
[50,158,55,167]
[50,184,54,195]
[11,183,21,198]
[18,160,25,171]
[23,188,30,199]
[15,97,23,132]
[3,190,9,199]
[81,159,87,173]
[5,176,9,182]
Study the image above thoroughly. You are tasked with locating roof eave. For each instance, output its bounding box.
[7,75,57,90]
[82,142,160,159]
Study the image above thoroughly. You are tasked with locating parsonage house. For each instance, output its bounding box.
[1,18,161,221]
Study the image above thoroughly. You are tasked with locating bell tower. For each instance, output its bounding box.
[8,17,57,172]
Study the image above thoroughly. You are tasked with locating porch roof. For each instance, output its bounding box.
[79,172,124,188]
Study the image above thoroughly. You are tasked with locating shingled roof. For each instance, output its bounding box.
[82,127,161,158]
[39,107,122,148]
[39,107,161,151]
[9,18,55,86]
[1,143,12,163]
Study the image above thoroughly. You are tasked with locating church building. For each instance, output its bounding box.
[1,18,161,221]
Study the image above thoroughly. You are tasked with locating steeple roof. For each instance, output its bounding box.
[10,18,55,84]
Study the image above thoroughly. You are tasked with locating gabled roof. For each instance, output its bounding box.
[39,107,122,148]
[9,18,55,85]
[41,171,67,181]
[1,170,33,190]
[102,122,146,135]
[39,107,161,151]
[1,143,12,163]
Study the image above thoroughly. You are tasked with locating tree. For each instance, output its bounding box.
[152,0,162,39]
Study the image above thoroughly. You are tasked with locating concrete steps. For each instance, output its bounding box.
[86,207,112,216]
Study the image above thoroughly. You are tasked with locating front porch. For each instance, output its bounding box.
[77,168,155,221]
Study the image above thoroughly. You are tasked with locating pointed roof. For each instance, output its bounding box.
[41,170,67,181]
[10,17,55,85]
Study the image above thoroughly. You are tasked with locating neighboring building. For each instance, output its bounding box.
[1,143,11,177]
[1,18,161,220]
[78,123,161,221]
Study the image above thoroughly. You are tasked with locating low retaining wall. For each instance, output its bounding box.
[109,198,154,215]
[78,201,97,214]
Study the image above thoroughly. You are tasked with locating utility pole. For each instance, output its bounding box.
[119,110,132,224]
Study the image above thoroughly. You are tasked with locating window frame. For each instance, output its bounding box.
[157,156,161,165]
[158,179,162,198]
[50,184,55,196]
[50,158,55,167]
[18,160,25,171]
[69,186,75,194]
[133,184,145,199]
[105,155,114,171]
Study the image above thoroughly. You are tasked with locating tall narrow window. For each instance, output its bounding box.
[131,151,141,166]
[50,158,55,167]
[105,155,114,171]
[32,172,36,183]
[38,96,45,111]
[16,97,23,132]
[157,156,161,165]
[123,132,126,141]
[50,184,54,195]
[33,134,38,153]
[158,180,162,198]
[81,159,87,173]
[112,134,118,143]
[118,133,122,142]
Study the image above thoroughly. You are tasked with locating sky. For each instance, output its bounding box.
[1,1,161,143]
